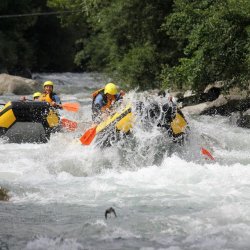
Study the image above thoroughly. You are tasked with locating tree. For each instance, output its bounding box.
[161,0,250,91]
[0,0,40,73]
[48,0,174,89]
[0,0,82,74]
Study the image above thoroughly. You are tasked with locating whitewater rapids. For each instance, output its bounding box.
[0,73,250,250]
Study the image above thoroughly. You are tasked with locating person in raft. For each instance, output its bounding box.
[92,82,125,122]
[33,92,42,100]
[20,92,42,101]
[39,81,62,108]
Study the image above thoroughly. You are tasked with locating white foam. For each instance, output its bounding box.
[25,236,84,250]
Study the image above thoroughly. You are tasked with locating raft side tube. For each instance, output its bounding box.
[0,101,61,143]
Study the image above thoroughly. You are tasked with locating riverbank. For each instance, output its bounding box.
[1,73,250,129]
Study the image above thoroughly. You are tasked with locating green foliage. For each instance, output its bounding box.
[2,0,249,91]
[31,14,79,72]
[113,43,159,89]
[0,0,82,74]
[49,0,173,89]
[162,0,250,90]
[0,0,40,72]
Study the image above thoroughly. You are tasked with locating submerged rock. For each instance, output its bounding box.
[0,187,9,201]
[237,109,250,128]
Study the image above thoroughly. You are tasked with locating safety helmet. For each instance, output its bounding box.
[33,92,42,98]
[43,81,54,87]
[104,83,118,95]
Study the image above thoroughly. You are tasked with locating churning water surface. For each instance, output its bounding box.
[0,73,250,250]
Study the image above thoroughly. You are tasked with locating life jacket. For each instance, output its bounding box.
[39,93,57,103]
[92,88,116,111]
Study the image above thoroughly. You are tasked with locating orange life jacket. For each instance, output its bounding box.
[39,93,53,103]
[92,88,116,111]
[39,93,58,103]
[92,88,104,99]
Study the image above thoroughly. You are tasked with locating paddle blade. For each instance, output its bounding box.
[80,126,97,145]
[201,147,215,161]
[61,118,78,131]
[62,102,80,112]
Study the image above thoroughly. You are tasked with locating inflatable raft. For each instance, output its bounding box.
[142,101,188,143]
[0,101,61,143]
[94,104,134,147]
[82,101,188,147]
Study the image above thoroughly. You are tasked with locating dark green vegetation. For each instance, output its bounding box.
[1,0,250,90]
[0,0,80,74]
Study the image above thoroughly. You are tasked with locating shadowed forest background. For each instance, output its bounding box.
[0,0,249,91]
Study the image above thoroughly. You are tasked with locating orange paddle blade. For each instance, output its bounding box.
[201,147,215,161]
[61,118,78,131]
[80,126,97,145]
[62,102,80,112]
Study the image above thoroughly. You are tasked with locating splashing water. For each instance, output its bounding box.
[0,73,250,250]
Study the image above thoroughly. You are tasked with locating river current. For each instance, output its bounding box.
[0,73,250,250]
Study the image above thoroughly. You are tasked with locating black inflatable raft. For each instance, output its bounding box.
[0,101,61,143]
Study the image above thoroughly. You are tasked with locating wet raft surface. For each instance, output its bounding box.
[0,101,60,143]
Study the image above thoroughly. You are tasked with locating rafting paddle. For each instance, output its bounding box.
[201,147,215,161]
[62,102,80,112]
[80,126,97,145]
[61,118,78,131]
[22,99,80,112]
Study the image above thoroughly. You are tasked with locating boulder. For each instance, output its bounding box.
[177,81,250,129]
[183,90,195,97]
[181,93,250,117]
[177,83,222,108]
[0,73,40,95]
[0,187,9,201]
[200,95,250,116]
[237,109,250,128]
[204,81,224,93]
[182,102,210,115]
[229,87,249,99]
[178,89,221,108]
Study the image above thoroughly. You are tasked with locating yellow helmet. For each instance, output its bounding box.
[43,81,54,87]
[104,83,118,95]
[33,92,42,98]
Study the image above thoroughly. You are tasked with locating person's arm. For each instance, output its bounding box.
[93,94,104,110]
[92,94,104,122]
[115,90,125,101]
[20,96,27,101]
[51,94,62,108]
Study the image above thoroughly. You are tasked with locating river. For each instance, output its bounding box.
[0,73,250,250]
